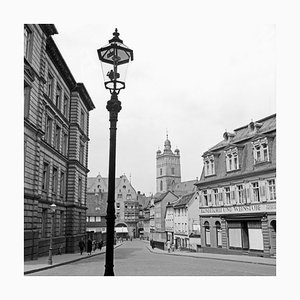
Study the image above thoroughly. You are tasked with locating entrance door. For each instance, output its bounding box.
[241,221,249,250]
[270,220,276,256]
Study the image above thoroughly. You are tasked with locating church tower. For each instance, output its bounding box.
[156,134,181,193]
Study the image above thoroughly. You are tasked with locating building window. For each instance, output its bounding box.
[253,138,269,164]
[80,109,85,129]
[24,26,32,60]
[63,95,69,119]
[160,168,162,176]
[204,155,215,176]
[203,190,208,206]
[225,187,231,205]
[213,189,219,206]
[204,221,211,246]
[116,203,120,209]
[52,167,58,194]
[126,194,131,200]
[237,185,245,204]
[268,179,276,200]
[55,85,62,110]
[62,133,68,156]
[79,142,84,164]
[46,73,54,100]
[45,116,53,144]
[171,167,175,175]
[78,177,82,201]
[42,162,49,191]
[160,180,163,191]
[41,208,47,238]
[54,125,61,151]
[59,171,65,198]
[225,148,239,172]
[117,194,122,198]
[96,216,101,222]
[252,182,260,202]
[59,211,64,236]
[24,83,31,119]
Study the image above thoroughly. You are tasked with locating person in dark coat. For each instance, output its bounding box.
[98,240,103,251]
[79,238,85,255]
[87,238,93,255]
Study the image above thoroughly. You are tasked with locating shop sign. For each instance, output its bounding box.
[199,202,276,215]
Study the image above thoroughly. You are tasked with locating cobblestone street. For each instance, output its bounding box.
[28,240,275,276]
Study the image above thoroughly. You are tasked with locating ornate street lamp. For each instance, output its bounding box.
[48,203,56,265]
[97,28,134,276]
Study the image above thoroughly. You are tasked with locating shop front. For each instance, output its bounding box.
[200,202,276,257]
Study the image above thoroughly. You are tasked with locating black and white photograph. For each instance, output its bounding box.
[3,0,300,299]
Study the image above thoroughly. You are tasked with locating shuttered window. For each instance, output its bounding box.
[228,228,242,248]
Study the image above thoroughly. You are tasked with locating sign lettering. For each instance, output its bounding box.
[199,202,276,215]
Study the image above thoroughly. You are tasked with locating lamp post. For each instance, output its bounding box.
[97,28,134,276]
[48,203,56,265]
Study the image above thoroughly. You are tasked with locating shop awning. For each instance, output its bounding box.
[115,227,128,233]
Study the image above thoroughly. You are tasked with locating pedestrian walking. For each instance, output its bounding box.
[79,238,85,255]
[92,240,96,252]
[87,238,92,255]
[150,239,155,249]
[171,243,175,252]
[98,240,103,251]
[166,240,171,253]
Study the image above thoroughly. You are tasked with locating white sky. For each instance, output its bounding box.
[52,21,275,195]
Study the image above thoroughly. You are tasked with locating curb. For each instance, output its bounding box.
[24,243,123,275]
[146,246,276,266]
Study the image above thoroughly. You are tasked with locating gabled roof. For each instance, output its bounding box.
[154,191,178,204]
[173,192,196,208]
[171,180,198,195]
[86,192,108,216]
[205,114,276,153]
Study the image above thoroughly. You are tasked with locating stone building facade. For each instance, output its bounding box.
[195,114,276,257]
[24,24,95,260]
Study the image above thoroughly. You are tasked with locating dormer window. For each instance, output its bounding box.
[204,155,215,177]
[225,148,239,172]
[252,138,269,164]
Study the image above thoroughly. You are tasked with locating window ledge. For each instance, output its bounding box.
[226,168,240,174]
[254,160,271,167]
[204,174,216,178]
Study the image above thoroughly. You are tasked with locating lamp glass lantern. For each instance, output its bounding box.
[97,29,134,93]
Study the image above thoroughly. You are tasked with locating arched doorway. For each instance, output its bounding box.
[215,221,222,247]
[204,221,211,246]
[115,223,129,240]
[270,220,276,256]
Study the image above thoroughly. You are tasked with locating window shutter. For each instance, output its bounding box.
[259,181,266,202]
[265,180,270,201]
[242,188,246,203]
[245,184,250,203]
[219,189,224,205]
[231,187,236,204]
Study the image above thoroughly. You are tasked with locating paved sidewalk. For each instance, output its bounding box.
[24,243,122,275]
[146,245,276,266]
